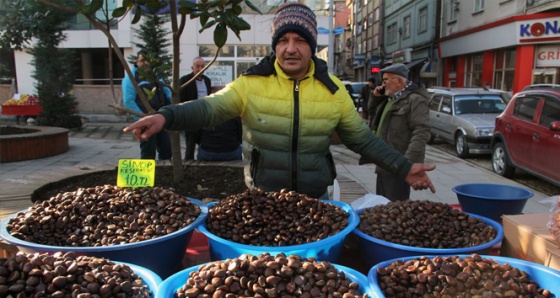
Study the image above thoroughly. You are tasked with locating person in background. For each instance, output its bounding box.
[362,63,431,201]
[122,50,172,160]
[179,57,212,160]
[358,77,376,121]
[196,117,242,161]
[124,2,436,199]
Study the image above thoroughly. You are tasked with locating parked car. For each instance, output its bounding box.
[430,86,513,103]
[427,87,509,158]
[491,84,560,186]
[342,81,367,109]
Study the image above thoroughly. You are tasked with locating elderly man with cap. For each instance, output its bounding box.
[123,3,436,199]
[362,63,431,201]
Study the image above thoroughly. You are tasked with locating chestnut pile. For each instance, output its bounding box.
[376,254,554,297]
[358,200,497,248]
[7,185,201,247]
[175,253,367,298]
[206,189,349,246]
[0,252,152,297]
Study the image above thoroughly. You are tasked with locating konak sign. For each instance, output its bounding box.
[518,17,560,44]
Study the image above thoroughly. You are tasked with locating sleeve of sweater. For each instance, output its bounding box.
[158,81,244,132]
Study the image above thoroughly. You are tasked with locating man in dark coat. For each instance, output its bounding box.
[362,63,431,201]
[358,77,376,120]
[179,57,212,160]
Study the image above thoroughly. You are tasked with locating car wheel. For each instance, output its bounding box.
[455,133,469,158]
[492,142,515,177]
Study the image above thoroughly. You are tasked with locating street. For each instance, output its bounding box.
[429,140,560,197]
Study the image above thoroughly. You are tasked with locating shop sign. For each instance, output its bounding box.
[392,48,411,63]
[536,45,560,67]
[206,65,233,86]
[518,17,560,44]
[353,53,366,68]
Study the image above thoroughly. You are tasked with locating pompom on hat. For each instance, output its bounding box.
[271,2,318,53]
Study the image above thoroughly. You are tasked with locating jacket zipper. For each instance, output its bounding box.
[291,80,300,191]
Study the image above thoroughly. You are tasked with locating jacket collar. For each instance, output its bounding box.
[243,53,339,95]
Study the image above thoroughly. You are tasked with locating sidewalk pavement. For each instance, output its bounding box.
[0,122,554,222]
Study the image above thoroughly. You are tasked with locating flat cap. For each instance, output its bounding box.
[381,63,409,78]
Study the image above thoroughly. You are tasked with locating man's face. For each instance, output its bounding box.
[137,54,150,70]
[192,59,205,78]
[275,32,312,80]
[381,74,405,96]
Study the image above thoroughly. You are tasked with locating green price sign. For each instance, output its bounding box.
[117,159,155,187]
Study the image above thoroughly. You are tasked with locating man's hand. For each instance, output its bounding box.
[405,163,436,193]
[123,114,166,141]
[372,86,385,97]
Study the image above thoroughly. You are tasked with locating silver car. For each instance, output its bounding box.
[427,88,508,158]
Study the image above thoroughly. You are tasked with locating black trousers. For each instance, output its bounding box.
[376,172,410,201]
[184,130,199,160]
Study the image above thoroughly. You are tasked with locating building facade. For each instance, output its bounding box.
[3,0,330,96]
[382,0,440,87]
[438,0,560,93]
[350,0,383,82]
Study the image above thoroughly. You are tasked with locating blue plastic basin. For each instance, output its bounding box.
[452,183,533,221]
[157,262,373,298]
[198,200,359,262]
[352,210,504,270]
[122,262,163,297]
[368,255,560,297]
[0,198,208,279]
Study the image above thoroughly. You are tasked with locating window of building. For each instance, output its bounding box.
[368,15,373,27]
[387,22,397,45]
[465,53,483,87]
[418,6,428,33]
[450,56,457,73]
[448,0,457,22]
[474,0,485,13]
[493,48,515,92]
[199,45,271,86]
[403,15,411,39]
[374,7,379,22]
[73,48,125,85]
[67,1,119,30]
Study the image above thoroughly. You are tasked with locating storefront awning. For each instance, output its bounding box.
[420,60,437,78]
[406,58,427,69]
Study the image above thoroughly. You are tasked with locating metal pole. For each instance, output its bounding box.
[328,0,334,74]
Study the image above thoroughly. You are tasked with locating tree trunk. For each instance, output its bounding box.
[168,0,184,183]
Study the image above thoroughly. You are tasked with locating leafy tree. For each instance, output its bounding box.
[129,13,172,80]
[35,0,261,183]
[0,0,80,128]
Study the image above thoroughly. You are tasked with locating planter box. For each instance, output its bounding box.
[1,105,43,116]
[0,126,69,163]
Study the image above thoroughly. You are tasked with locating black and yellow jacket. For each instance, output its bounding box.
[158,54,413,198]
